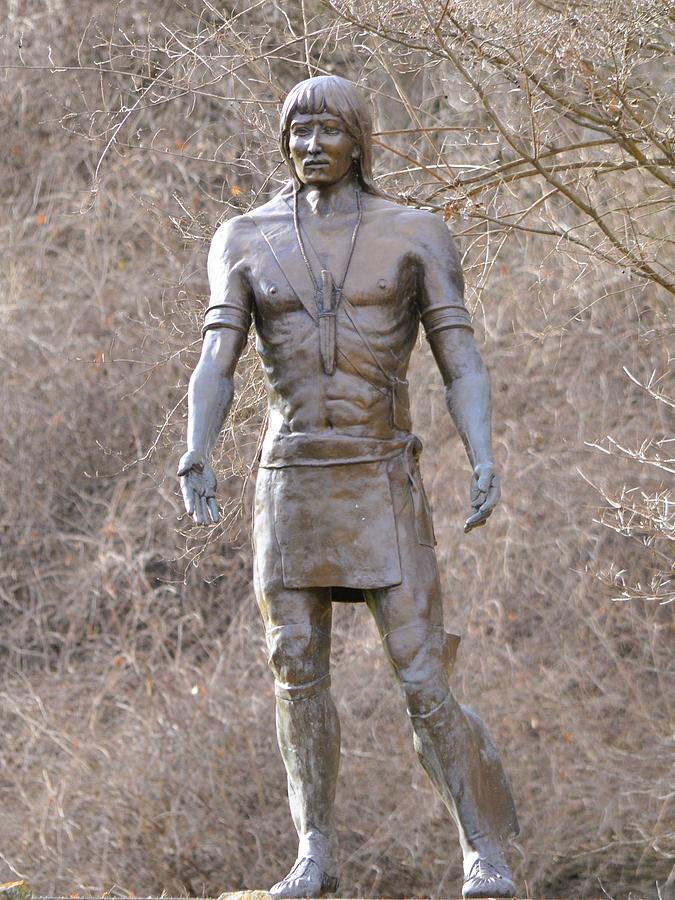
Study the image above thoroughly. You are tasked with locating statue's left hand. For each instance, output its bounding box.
[177,450,220,525]
[464,462,500,533]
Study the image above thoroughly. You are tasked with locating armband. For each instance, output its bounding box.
[420,303,473,338]
[202,302,251,338]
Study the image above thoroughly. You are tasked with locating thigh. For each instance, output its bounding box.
[366,454,445,639]
[254,467,332,635]
[365,455,462,710]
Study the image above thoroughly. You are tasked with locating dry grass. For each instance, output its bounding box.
[0,2,672,898]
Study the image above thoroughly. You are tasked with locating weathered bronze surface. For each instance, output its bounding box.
[178,76,519,900]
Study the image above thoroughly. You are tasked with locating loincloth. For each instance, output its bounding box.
[254,432,435,591]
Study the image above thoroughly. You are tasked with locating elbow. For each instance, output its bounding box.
[442,356,489,393]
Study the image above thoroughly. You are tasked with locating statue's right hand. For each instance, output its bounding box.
[177,450,220,525]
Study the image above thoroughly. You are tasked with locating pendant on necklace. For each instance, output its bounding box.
[292,184,362,377]
[317,268,337,375]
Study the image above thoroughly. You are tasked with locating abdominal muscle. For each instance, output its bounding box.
[264,367,399,437]
[256,299,418,437]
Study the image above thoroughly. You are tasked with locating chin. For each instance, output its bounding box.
[301,171,335,185]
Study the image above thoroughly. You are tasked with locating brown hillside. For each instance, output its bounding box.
[0,2,672,898]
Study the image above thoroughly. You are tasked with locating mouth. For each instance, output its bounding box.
[303,160,329,169]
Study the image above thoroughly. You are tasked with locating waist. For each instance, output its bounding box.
[259,430,422,468]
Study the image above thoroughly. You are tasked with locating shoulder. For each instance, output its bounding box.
[401,207,456,251]
[365,196,456,248]
[377,203,463,286]
[399,208,461,276]
[209,211,261,259]
[211,192,288,244]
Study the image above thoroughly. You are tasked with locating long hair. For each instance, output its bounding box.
[279,75,378,195]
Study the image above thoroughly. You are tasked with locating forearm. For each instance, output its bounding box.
[443,363,494,468]
[186,360,234,461]
[428,326,495,468]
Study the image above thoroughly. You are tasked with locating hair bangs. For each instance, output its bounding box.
[285,80,360,138]
[289,81,331,118]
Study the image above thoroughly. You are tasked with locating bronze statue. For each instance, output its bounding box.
[178,75,519,899]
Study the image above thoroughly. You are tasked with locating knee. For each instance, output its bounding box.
[266,623,331,700]
[385,624,455,715]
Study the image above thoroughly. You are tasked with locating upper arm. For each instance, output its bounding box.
[414,212,472,339]
[202,217,254,339]
[412,213,484,384]
[199,217,255,376]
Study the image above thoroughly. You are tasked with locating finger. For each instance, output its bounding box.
[193,494,209,526]
[464,517,487,534]
[471,482,485,503]
[206,497,220,523]
[198,494,211,525]
[464,507,492,533]
[476,468,494,494]
[465,519,487,534]
[468,489,500,526]
[204,469,218,496]
[471,474,491,502]
[478,479,501,514]
[468,506,491,526]
[199,494,213,526]
[180,479,196,516]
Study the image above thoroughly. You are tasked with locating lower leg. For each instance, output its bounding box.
[408,691,518,897]
[275,685,341,870]
[408,690,517,858]
[253,524,341,897]
[375,620,517,893]
[264,620,341,897]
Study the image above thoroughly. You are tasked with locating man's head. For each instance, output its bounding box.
[279,76,377,193]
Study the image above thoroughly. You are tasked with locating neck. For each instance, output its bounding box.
[299,172,359,218]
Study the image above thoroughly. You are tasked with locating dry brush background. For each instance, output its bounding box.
[0,1,673,898]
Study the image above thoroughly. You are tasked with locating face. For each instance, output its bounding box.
[288,111,358,187]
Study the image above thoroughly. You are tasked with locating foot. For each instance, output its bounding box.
[462,857,516,898]
[270,857,339,899]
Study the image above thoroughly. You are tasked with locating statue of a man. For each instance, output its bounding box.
[178,75,519,899]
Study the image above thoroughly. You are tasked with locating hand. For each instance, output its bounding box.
[177,450,220,525]
[464,462,500,533]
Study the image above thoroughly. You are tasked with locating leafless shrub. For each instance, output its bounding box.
[584,370,673,609]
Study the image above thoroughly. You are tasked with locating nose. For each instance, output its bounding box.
[307,125,322,154]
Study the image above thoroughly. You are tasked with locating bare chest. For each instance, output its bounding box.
[247,214,419,320]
